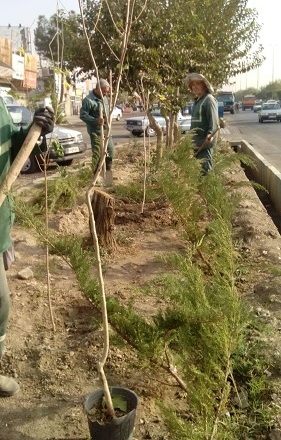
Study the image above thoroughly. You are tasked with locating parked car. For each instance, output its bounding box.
[124,108,191,137]
[111,106,122,121]
[6,103,87,174]
[258,102,281,123]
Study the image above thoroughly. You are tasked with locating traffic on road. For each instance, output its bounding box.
[17,105,281,181]
[223,108,281,171]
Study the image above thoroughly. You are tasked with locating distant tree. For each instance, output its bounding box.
[81,0,264,90]
[259,81,281,101]
[33,0,265,147]
[235,88,259,101]
[34,10,89,70]
[34,1,264,91]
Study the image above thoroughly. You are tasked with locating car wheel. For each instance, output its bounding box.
[116,115,121,121]
[230,110,234,114]
[131,130,142,137]
[21,155,40,174]
[260,118,263,123]
[145,126,156,137]
[58,159,73,167]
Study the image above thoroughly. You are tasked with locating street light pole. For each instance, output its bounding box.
[269,44,278,99]
[272,45,275,84]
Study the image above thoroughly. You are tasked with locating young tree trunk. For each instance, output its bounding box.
[90,189,116,251]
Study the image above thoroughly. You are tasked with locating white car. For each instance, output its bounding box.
[124,108,191,137]
[5,103,87,174]
[253,100,263,113]
[258,102,281,123]
[111,106,122,121]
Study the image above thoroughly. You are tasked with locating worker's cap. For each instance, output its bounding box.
[96,79,110,90]
[184,73,214,94]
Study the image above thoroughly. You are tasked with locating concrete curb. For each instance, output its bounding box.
[239,140,281,217]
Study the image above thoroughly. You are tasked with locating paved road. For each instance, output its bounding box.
[222,110,281,170]
[17,109,281,187]
[66,112,145,148]
[70,111,281,172]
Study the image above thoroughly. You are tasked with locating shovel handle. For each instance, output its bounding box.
[0,123,42,208]
[194,126,220,157]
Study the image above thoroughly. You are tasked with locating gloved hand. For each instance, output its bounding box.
[33,106,55,135]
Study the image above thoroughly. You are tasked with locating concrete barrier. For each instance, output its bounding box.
[240,140,281,217]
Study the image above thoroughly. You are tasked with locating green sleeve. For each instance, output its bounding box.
[206,97,219,135]
[80,98,100,127]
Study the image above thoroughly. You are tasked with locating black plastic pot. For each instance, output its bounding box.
[84,386,138,440]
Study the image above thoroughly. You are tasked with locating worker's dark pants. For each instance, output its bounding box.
[90,132,114,172]
[195,148,213,175]
[0,255,10,358]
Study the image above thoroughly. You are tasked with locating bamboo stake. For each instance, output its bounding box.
[86,183,116,419]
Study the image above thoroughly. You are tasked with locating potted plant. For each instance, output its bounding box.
[84,386,138,440]
[84,156,139,439]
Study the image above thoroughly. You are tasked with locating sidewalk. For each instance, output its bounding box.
[220,118,243,147]
[64,114,83,126]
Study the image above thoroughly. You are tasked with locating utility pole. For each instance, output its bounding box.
[270,45,278,99]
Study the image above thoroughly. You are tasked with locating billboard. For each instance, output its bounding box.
[12,54,24,80]
[23,70,37,89]
[24,53,37,73]
[0,37,12,67]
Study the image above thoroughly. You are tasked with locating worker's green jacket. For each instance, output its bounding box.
[79,90,114,160]
[80,90,110,137]
[0,98,28,253]
[191,92,219,148]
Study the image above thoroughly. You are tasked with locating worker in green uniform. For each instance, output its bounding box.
[185,73,219,174]
[80,79,114,173]
[0,99,54,396]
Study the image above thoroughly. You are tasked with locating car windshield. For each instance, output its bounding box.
[262,103,280,110]
[217,95,233,103]
[151,108,162,117]
[6,105,33,126]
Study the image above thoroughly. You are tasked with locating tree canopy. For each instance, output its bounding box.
[34,10,89,70]
[34,0,264,100]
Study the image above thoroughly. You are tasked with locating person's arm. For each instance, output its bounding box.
[205,96,219,139]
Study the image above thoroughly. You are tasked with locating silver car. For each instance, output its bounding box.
[124,108,191,137]
[258,102,281,123]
